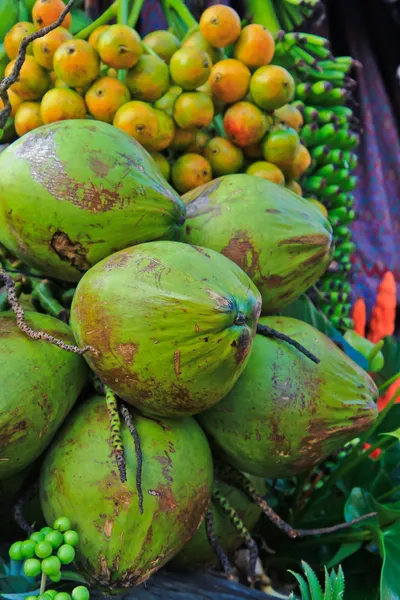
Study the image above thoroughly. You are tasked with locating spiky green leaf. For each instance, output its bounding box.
[324,567,333,600]
[301,562,324,600]
[288,570,312,600]
[333,566,346,599]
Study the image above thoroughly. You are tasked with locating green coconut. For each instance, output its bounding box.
[70,241,262,417]
[169,477,266,572]
[179,175,333,314]
[40,394,214,590]
[0,120,185,282]
[198,316,378,478]
[0,312,88,479]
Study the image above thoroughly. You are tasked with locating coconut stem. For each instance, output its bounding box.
[13,483,38,536]
[0,0,76,133]
[256,323,320,364]
[0,269,96,355]
[212,488,258,583]
[217,463,377,539]
[105,387,127,484]
[205,508,234,579]
[120,404,144,515]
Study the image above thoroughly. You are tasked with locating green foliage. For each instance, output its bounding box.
[288,563,345,599]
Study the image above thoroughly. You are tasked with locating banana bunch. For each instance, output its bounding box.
[274,32,360,332]
[246,0,322,32]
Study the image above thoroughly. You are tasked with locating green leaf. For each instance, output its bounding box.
[301,562,324,600]
[381,520,400,599]
[381,428,400,442]
[288,570,311,600]
[344,488,380,532]
[369,406,400,443]
[375,337,400,389]
[323,567,333,600]
[333,565,345,599]
[326,543,362,569]
[59,571,87,584]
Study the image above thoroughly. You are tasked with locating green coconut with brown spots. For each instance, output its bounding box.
[179,174,333,314]
[0,312,88,480]
[0,120,185,282]
[40,394,214,590]
[169,476,266,572]
[70,241,262,417]
[198,316,378,478]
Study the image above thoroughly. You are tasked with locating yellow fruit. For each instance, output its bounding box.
[0,89,23,118]
[53,39,100,88]
[233,24,275,69]
[282,144,312,179]
[150,152,171,181]
[14,101,43,136]
[85,77,130,123]
[204,137,244,176]
[246,161,285,185]
[173,92,214,129]
[250,65,295,111]
[113,100,158,151]
[4,22,36,59]
[171,153,212,194]
[143,30,181,64]
[126,55,170,102]
[286,180,302,195]
[186,130,211,154]
[32,27,73,70]
[40,88,86,123]
[200,5,241,48]
[209,59,251,104]
[88,25,110,52]
[32,0,72,30]
[97,25,143,69]
[5,56,49,100]
[169,48,211,91]
[170,127,197,151]
[262,127,300,169]
[182,31,222,65]
[274,104,303,132]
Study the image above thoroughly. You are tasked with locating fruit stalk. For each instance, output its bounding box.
[75,2,118,39]
[127,0,145,28]
[246,0,281,35]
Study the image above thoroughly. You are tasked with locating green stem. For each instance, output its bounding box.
[165,0,197,29]
[127,0,145,28]
[40,572,47,595]
[379,372,400,393]
[118,0,129,25]
[367,340,384,363]
[75,2,118,39]
[247,0,281,35]
[143,43,159,58]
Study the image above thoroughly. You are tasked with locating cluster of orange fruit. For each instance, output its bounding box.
[1,0,311,195]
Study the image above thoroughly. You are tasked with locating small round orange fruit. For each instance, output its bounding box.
[150,152,171,181]
[204,137,244,176]
[53,39,100,88]
[246,161,285,185]
[233,24,275,69]
[169,127,197,151]
[0,89,24,118]
[143,30,181,64]
[5,56,49,100]
[182,31,222,65]
[126,55,170,102]
[113,100,158,150]
[14,101,43,136]
[97,24,143,70]
[85,76,130,123]
[199,5,241,48]
[250,65,295,111]
[186,130,211,154]
[4,22,36,59]
[262,127,301,169]
[286,180,302,195]
[173,92,214,129]
[40,88,86,123]
[274,104,303,132]
[209,59,250,104]
[169,48,211,91]
[32,27,73,70]
[171,153,212,194]
[148,109,175,152]
[32,0,72,30]
[88,25,110,52]
[223,101,269,147]
[282,143,312,179]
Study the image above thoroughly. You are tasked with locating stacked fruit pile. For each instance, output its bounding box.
[1,0,317,198]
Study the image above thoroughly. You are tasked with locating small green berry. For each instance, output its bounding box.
[30,532,45,543]
[45,531,64,550]
[9,541,24,561]
[21,540,36,559]
[39,593,53,600]
[49,572,62,583]
[24,558,42,577]
[46,591,58,599]
[41,556,61,576]
[40,527,53,536]
[26,596,39,600]
[57,544,75,565]
[54,593,71,600]
[53,517,71,533]
[63,530,79,547]
[35,540,53,559]
[72,587,89,600]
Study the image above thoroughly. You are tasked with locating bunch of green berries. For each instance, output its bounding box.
[8,516,89,600]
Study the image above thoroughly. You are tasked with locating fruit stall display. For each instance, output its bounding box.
[0,1,399,599]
